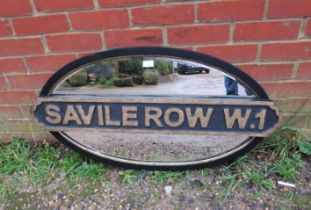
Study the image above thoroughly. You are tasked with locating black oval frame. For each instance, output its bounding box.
[40,47,270,170]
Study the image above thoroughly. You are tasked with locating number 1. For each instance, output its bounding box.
[255,109,267,130]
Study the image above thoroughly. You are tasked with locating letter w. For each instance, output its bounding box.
[224,109,251,129]
[186,108,213,128]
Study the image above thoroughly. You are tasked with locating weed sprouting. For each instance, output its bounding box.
[118,170,139,184]
[152,171,187,183]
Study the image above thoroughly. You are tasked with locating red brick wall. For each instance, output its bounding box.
[0,0,310,141]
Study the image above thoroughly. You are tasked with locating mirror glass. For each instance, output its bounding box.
[52,56,256,163]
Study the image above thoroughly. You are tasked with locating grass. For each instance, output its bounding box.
[118,170,140,184]
[212,126,310,204]
[0,126,310,207]
[152,171,187,183]
[0,138,32,174]
[0,140,107,205]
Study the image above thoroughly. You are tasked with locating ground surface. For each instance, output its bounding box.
[0,127,310,210]
[57,71,249,96]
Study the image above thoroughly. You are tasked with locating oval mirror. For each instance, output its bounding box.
[33,47,280,169]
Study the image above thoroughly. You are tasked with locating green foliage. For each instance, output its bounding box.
[297,141,311,155]
[60,151,83,173]
[27,144,59,184]
[68,69,88,87]
[0,138,108,204]
[0,178,19,204]
[75,162,106,179]
[87,75,107,88]
[275,154,304,181]
[0,138,32,174]
[60,80,73,88]
[201,168,209,177]
[119,60,143,75]
[152,171,186,183]
[0,126,309,207]
[118,170,139,184]
[105,78,115,87]
[155,60,173,76]
[217,126,307,204]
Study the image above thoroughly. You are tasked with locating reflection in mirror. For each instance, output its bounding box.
[53,56,256,163]
[55,57,256,98]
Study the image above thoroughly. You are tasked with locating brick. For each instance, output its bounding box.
[19,105,33,118]
[273,99,288,113]
[32,132,57,144]
[8,73,52,89]
[0,106,21,119]
[282,115,311,129]
[0,20,12,36]
[286,98,311,113]
[197,44,258,62]
[305,118,311,129]
[268,0,311,18]
[0,38,44,56]
[78,52,97,58]
[99,0,160,8]
[35,0,93,12]
[105,29,162,48]
[26,54,76,72]
[297,62,311,79]
[306,19,311,37]
[301,129,311,138]
[198,0,264,22]
[0,91,37,104]
[132,5,194,26]
[0,133,34,142]
[168,25,229,45]
[261,42,311,61]
[0,58,25,74]
[70,10,129,30]
[30,122,46,132]
[46,33,102,52]
[13,15,69,35]
[237,64,293,81]
[262,82,311,97]
[0,0,32,17]
[0,76,7,90]
[166,0,194,1]
[234,21,300,42]
[0,119,32,133]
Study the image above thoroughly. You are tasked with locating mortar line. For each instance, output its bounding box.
[256,43,263,62]
[8,19,16,36]
[65,12,74,32]
[229,22,234,44]
[194,2,199,23]
[292,62,299,79]
[3,74,11,89]
[298,17,307,38]
[163,26,168,46]
[29,0,38,15]
[21,57,31,74]
[40,35,50,53]
[128,8,134,27]
[263,0,269,20]
[93,0,100,10]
